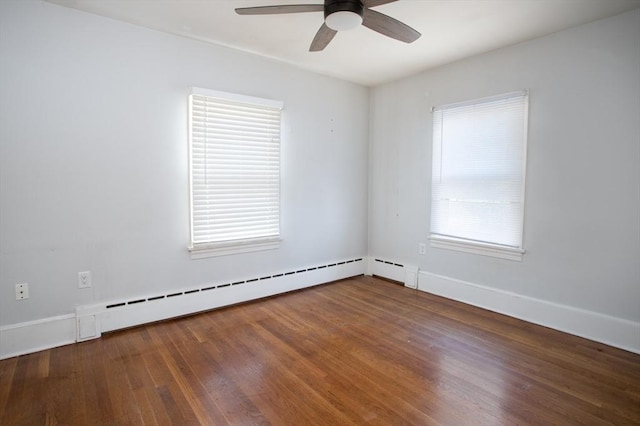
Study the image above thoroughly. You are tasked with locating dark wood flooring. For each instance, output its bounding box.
[1,275,639,425]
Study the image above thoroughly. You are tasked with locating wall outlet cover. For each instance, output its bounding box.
[15,283,29,300]
[78,271,92,288]
[418,243,426,255]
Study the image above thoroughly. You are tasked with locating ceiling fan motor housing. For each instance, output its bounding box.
[324,0,364,19]
[324,0,364,17]
[324,0,364,31]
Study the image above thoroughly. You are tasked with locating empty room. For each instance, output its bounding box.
[1,0,639,424]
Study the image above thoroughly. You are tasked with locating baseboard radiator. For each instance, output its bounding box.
[75,258,365,342]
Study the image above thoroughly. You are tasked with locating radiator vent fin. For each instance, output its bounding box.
[104,258,363,309]
[374,258,404,268]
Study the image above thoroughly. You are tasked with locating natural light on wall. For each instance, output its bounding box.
[430,91,528,261]
[188,88,283,259]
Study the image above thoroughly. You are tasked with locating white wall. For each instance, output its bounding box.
[0,1,369,327]
[369,9,640,323]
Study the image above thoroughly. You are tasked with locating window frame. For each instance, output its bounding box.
[187,87,283,259]
[429,90,529,261]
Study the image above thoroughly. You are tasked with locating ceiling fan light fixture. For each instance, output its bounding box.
[325,11,363,31]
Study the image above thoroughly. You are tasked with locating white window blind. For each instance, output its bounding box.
[188,88,282,250]
[430,91,528,253]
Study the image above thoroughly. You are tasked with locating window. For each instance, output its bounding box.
[188,88,283,258]
[430,91,528,261]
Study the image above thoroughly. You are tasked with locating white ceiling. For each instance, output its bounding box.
[45,0,640,86]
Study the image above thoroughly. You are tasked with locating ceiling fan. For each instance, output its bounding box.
[235,0,421,52]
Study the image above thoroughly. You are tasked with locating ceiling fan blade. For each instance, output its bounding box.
[362,0,398,7]
[362,8,420,43]
[309,23,337,52]
[235,4,323,15]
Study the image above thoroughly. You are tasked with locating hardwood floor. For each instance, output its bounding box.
[1,275,639,425]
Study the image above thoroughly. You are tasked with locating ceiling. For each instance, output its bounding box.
[45,0,640,86]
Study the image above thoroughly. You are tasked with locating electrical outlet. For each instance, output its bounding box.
[15,283,29,300]
[78,271,92,288]
[418,243,426,255]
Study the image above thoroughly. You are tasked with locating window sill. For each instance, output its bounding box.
[189,237,281,259]
[429,235,524,261]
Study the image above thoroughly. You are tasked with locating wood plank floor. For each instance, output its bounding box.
[1,275,639,425]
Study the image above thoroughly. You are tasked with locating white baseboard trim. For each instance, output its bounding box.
[8,261,634,358]
[1,257,366,360]
[418,270,640,354]
[0,314,76,360]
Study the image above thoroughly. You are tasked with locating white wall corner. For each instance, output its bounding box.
[417,270,640,355]
[365,256,374,275]
[404,265,419,289]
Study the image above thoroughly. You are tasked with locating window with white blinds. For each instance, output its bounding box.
[188,88,282,256]
[430,91,528,260]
